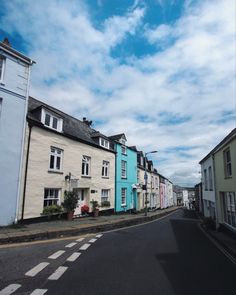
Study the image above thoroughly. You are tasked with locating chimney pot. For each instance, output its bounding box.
[3,38,10,46]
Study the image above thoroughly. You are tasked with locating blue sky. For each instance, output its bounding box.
[0,0,235,186]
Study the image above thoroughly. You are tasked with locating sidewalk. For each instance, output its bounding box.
[0,207,178,245]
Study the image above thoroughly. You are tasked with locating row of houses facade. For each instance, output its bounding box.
[0,39,174,225]
[198,128,236,234]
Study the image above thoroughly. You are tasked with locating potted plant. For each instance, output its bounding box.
[90,199,100,217]
[41,204,63,220]
[81,204,89,216]
[62,190,78,220]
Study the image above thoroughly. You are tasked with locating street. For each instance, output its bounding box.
[0,209,235,295]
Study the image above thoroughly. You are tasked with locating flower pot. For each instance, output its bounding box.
[67,211,74,221]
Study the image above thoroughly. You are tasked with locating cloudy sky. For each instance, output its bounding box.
[0,0,235,186]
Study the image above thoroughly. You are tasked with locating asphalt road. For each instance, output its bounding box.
[0,209,235,295]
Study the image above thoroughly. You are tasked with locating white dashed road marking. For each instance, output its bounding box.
[79,243,91,250]
[65,242,77,248]
[30,289,48,295]
[96,234,103,238]
[0,284,21,295]
[67,252,81,262]
[76,237,85,242]
[88,238,97,243]
[25,262,49,277]
[48,266,68,280]
[48,250,65,259]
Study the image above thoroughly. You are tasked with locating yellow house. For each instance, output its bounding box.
[213,128,236,232]
[19,97,115,220]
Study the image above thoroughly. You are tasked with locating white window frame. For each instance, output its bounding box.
[41,108,63,132]
[82,155,91,176]
[100,137,110,149]
[0,56,5,83]
[44,188,61,207]
[101,189,110,202]
[223,192,236,228]
[49,147,63,172]
[121,145,127,155]
[121,160,127,178]
[121,188,127,206]
[102,160,109,178]
[223,148,232,178]
[208,166,213,190]
[204,169,208,191]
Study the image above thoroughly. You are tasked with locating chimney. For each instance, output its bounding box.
[3,38,10,47]
[82,117,92,126]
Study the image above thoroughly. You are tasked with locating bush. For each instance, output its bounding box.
[41,205,63,216]
[81,204,89,214]
[62,190,78,212]
[90,200,99,212]
[101,200,110,208]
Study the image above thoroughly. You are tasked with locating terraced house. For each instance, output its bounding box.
[19,97,116,220]
[0,39,34,225]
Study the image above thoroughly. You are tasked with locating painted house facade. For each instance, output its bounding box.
[0,39,34,225]
[19,97,115,220]
[108,134,137,212]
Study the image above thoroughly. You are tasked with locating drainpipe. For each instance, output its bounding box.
[21,123,32,221]
[114,149,117,213]
[212,154,219,229]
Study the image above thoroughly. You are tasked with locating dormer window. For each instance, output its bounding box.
[121,145,126,155]
[100,137,110,149]
[0,56,5,83]
[41,108,63,132]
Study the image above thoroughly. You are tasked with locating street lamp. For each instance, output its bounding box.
[144,150,158,216]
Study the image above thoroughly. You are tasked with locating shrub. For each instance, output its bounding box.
[81,204,89,214]
[90,200,99,212]
[101,200,111,208]
[62,190,78,212]
[41,205,63,216]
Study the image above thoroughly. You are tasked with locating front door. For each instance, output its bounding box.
[73,189,85,216]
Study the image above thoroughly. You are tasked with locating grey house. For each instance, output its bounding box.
[0,39,34,225]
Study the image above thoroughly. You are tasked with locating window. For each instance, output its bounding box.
[102,160,109,177]
[121,188,127,206]
[222,192,236,228]
[0,56,5,82]
[224,148,232,178]
[44,188,61,207]
[49,147,63,171]
[100,138,110,149]
[82,156,91,176]
[204,169,208,190]
[137,170,140,182]
[140,156,144,166]
[121,145,126,155]
[41,109,63,132]
[121,160,127,178]
[101,189,109,202]
[208,166,213,190]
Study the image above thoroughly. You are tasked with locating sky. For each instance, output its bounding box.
[0,0,235,187]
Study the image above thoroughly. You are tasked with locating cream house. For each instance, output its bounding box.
[19,97,115,220]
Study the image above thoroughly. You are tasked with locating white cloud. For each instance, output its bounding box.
[1,0,235,186]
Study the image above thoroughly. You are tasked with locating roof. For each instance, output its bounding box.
[199,128,236,164]
[27,97,115,153]
[0,40,35,65]
[108,133,126,141]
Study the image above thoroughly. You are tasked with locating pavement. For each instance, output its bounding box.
[0,206,235,264]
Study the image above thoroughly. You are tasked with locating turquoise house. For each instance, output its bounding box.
[109,134,137,212]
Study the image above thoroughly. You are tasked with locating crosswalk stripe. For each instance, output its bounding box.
[30,289,48,295]
[0,284,21,295]
[25,262,49,277]
[76,237,85,242]
[79,243,91,250]
[88,238,97,243]
[96,234,103,238]
[65,242,77,248]
[48,266,68,280]
[67,252,81,262]
[48,250,65,259]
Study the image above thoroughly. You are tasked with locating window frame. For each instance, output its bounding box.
[121,160,127,179]
[208,166,213,190]
[222,192,236,228]
[82,155,91,177]
[0,56,6,83]
[41,108,63,132]
[121,188,127,206]
[102,160,109,178]
[223,148,232,178]
[101,189,110,202]
[49,147,63,172]
[44,188,61,207]
[204,169,208,191]
[100,137,110,149]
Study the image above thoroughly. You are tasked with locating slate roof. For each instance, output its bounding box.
[108,133,126,141]
[27,97,115,153]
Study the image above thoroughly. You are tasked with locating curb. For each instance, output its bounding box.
[0,208,178,245]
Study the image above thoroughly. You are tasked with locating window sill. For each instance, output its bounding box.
[0,81,5,86]
[121,177,127,180]
[102,176,109,179]
[224,176,232,179]
[81,175,91,178]
[48,170,63,174]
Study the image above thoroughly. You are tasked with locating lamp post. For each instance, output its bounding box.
[144,150,158,216]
